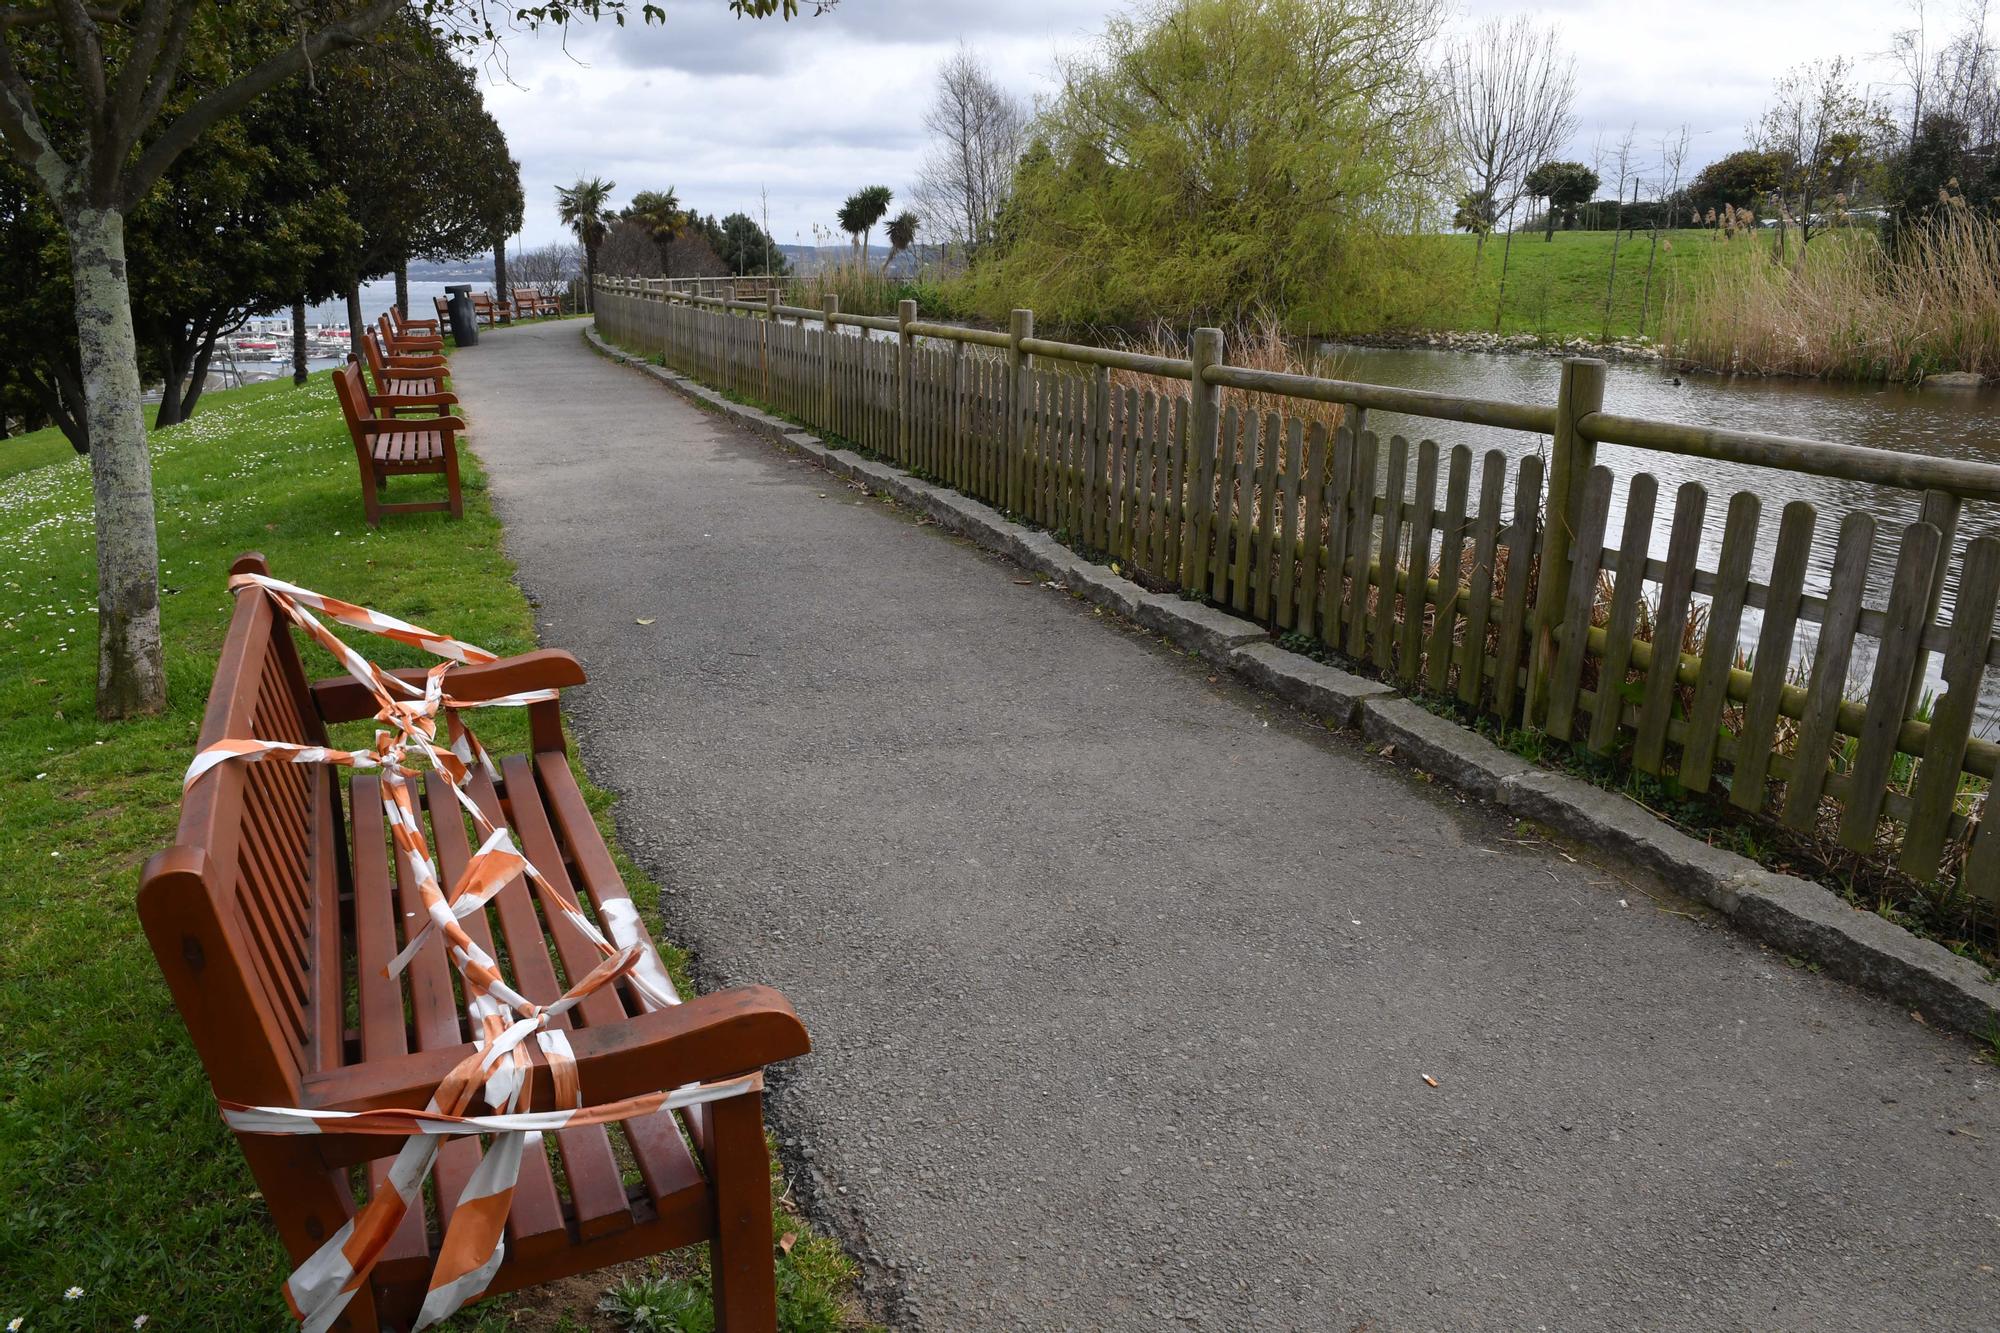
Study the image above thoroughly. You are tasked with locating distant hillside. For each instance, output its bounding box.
[779,242,946,278]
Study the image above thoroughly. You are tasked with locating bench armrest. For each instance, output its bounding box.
[397,317,441,332]
[385,355,448,371]
[373,391,459,409]
[309,648,587,721]
[300,985,809,1116]
[348,414,465,435]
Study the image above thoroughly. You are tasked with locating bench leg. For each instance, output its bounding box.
[241,1139,384,1332]
[358,460,383,527]
[707,1090,778,1332]
[443,445,463,520]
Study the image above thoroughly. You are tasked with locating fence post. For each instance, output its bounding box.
[1186,327,1225,595]
[897,299,917,466]
[1527,357,1606,727]
[764,289,777,402]
[820,293,838,431]
[1008,309,1033,515]
[951,339,965,482]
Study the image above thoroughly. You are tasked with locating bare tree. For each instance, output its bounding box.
[512,241,584,308]
[1638,124,1689,335]
[1599,123,1638,341]
[1755,57,1881,254]
[911,45,1025,263]
[1442,16,1578,264]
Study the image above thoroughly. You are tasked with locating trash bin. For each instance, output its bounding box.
[444,283,478,347]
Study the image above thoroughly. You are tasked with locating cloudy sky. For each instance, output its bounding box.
[482,0,1944,252]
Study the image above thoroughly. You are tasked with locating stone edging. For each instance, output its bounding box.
[585,326,2000,1040]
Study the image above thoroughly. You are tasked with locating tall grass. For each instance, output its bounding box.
[787,259,940,319]
[1663,204,2000,382]
[1106,312,1350,432]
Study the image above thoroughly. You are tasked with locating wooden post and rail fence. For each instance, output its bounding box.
[593,275,2000,909]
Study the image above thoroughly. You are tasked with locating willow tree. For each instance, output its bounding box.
[975,0,1449,328]
[0,0,819,720]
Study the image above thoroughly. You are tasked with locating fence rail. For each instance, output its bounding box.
[595,277,2000,905]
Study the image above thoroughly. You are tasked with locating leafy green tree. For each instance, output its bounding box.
[1689,149,1791,214]
[971,0,1446,327]
[838,185,892,260]
[1524,160,1597,239]
[0,0,819,719]
[713,211,788,275]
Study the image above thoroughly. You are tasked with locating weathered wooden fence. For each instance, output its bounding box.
[595,278,2000,906]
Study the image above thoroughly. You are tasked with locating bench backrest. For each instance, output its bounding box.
[434,295,452,323]
[332,358,374,442]
[138,557,335,1105]
[359,332,396,395]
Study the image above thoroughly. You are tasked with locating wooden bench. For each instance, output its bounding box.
[389,305,440,339]
[361,332,449,403]
[432,294,454,328]
[376,312,443,356]
[140,553,811,1331]
[513,290,557,319]
[350,351,457,420]
[470,291,512,327]
[332,360,464,525]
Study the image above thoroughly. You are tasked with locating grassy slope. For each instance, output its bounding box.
[1418,227,1740,340]
[0,424,81,482]
[0,374,856,1330]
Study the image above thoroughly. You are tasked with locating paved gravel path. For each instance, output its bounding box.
[457,321,1997,1332]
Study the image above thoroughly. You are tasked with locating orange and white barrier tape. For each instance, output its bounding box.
[188,574,737,1332]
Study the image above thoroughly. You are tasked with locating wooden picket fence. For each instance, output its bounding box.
[595,279,2000,907]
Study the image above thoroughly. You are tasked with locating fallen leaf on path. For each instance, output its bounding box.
[1011,578,1034,585]
[635,617,656,625]
[779,1232,797,1254]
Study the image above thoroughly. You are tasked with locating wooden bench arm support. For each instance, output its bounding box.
[373,391,460,411]
[347,415,466,436]
[385,355,448,370]
[299,987,810,1166]
[309,649,587,722]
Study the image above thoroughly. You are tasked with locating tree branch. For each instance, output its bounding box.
[122,0,402,205]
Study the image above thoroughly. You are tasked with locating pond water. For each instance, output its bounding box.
[1319,344,2000,718]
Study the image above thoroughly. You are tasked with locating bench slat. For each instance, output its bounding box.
[533,752,712,1191]
[309,767,344,1070]
[465,767,632,1243]
[349,776,437,1282]
[422,773,572,1260]
[500,754,692,1226]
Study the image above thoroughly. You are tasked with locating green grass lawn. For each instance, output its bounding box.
[1420,226,1741,341]
[0,374,860,1331]
[0,423,82,482]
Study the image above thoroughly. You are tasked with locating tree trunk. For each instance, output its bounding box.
[494,238,508,301]
[347,283,365,361]
[394,260,409,320]
[66,206,166,718]
[1543,203,1556,241]
[179,329,219,421]
[292,297,309,386]
[31,362,91,453]
[1638,227,1661,336]
[583,247,596,313]
[1492,203,1518,334]
[154,333,190,429]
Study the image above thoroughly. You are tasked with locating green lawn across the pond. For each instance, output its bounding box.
[0,372,862,1331]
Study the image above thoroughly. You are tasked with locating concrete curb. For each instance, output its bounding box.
[585,325,2000,1040]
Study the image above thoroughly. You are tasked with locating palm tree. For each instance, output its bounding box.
[556,176,616,310]
[853,184,893,260]
[882,209,920,273]
[622,188,686,274]
[835,192,871,261]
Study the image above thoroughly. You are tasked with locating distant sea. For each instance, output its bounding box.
[306,278,483,326]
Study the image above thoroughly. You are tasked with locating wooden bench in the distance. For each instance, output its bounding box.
[332,359,463,525]
[139,553,812,1331]
[470,291,512,327]
[361,330,450,404]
